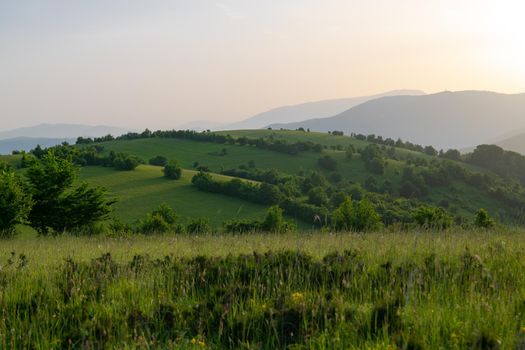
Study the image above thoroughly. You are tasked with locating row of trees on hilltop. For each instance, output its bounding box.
[76,129,325,156]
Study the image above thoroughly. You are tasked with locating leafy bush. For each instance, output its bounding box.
[113,153,142,171]
[412,206,452,229]
[137,204,179,234]
[149,155,168,166]
[260,205,295,233]
[186,218,211,234]
[163,162,182,180]
[331,196,382,231]
[474,208,495,228]
[223,218,261,233]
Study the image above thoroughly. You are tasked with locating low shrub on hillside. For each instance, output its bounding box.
[186,218,211,234]
[163,161,182,180]
[148,155,168,166]
[137,204,181,234]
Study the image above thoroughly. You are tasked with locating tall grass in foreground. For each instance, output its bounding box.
[1,229,525,348]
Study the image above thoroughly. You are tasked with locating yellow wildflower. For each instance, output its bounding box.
[292,292,304,303]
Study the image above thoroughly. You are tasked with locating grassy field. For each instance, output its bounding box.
[77,165,270,226]
[90,135,506,221]
[1,229,524,348]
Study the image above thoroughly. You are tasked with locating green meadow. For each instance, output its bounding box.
[77,165,269,226]
[1,229,524,348]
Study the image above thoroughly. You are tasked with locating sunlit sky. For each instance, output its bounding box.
[2,0,525,130]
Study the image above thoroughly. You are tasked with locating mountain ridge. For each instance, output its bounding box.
[268,90,525,150]
[221,89,425,130]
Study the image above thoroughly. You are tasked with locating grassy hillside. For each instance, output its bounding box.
[3,129,523,227]
[78,165,270,226]
[87,131,509,222]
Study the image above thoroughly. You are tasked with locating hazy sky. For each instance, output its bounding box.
[2,0,525,130]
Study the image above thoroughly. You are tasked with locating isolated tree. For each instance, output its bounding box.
[164,161,182,180]
[0,168,32,237]
[25,152,113,235]
[474,208,496,228]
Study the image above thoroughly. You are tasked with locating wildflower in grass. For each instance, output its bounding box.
[292,292,304,303]
[191,338,206,348]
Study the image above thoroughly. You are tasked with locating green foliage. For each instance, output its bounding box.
[186,218,211,234]
[222,218,261,234]
[317,155,338,171]
[0,169,32,237]
[352,197,382,231]
[307,186,329,206]
[413,206,452,229]
[163,161,182,180]
[137,204,179,234]
[468,144,525,185]
[331,197,354,231]
[260,205,295,233]
[112,152,141,171]
[474,208,496,228]
[331,196,382,231]
[2,232,520,348]
[25,152,113,235]
[148,155,168,166]
[360,144,386,175]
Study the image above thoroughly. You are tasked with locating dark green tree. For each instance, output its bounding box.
[25,152,113,235]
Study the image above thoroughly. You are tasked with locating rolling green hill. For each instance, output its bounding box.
[3,129,525,228]
[77,165,270,226]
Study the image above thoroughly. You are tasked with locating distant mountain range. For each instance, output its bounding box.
[0,137,76,155]
[268,91,525,150]
[495,132,525,154]
[0,123,131,155]
[221,90,424,130]
[0,123,130,140]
